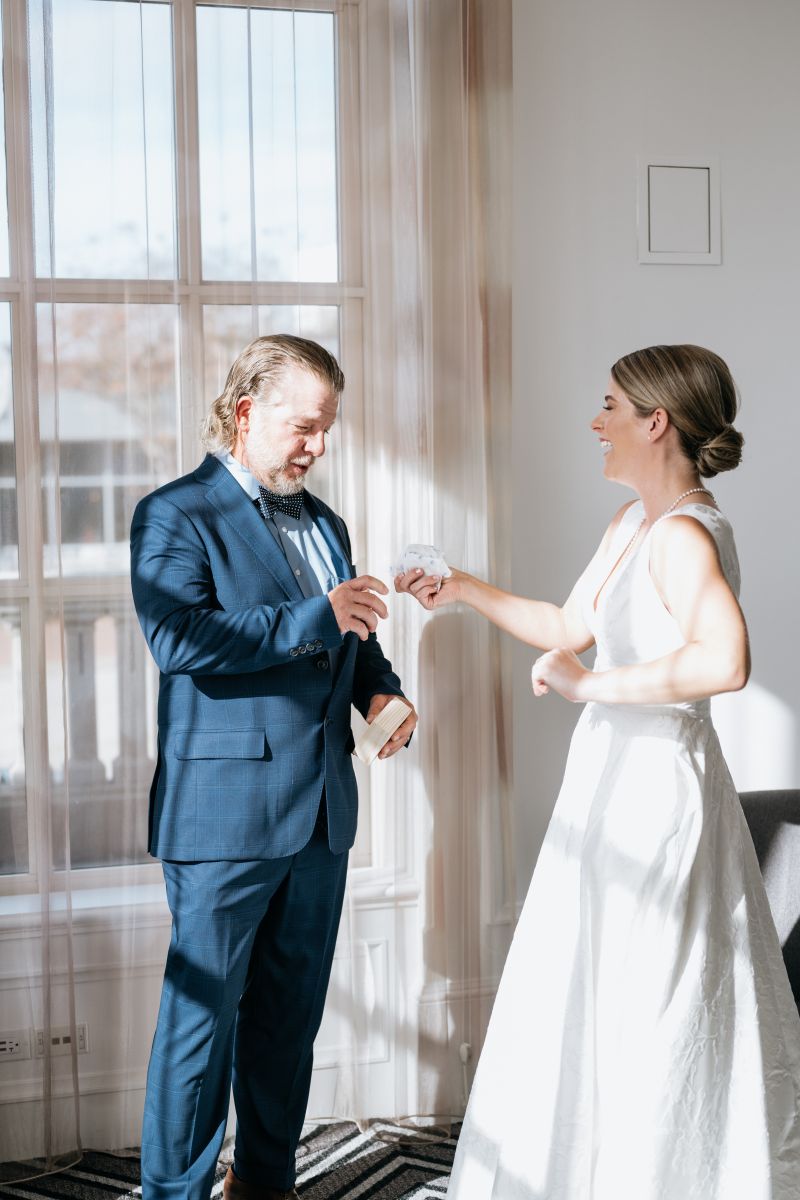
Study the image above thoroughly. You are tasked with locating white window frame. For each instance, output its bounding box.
[0,0,377,906]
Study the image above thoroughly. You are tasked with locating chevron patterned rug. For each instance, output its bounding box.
[0,1121,459,1200]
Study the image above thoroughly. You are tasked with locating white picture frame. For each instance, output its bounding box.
[637,155,721,265]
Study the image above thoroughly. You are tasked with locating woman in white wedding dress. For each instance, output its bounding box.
[396,345,800,1200]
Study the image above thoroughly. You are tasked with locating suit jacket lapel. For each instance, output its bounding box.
[195,458,363,697]
[198,456,304,602]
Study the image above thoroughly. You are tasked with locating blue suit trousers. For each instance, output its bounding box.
[141,806,348,1199]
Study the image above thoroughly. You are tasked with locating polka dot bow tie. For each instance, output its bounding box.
[257,485,305,522]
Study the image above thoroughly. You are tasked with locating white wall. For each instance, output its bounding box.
[512,0,800,888]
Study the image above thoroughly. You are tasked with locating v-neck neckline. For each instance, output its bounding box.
[592,503,648,613]
[592,499,721,613]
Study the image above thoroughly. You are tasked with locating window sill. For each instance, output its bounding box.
[0,879,169,937]
[0,863,420,936]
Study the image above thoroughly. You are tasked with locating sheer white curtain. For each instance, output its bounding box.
[0,0,512,1177]
[2,0,181,1177]
[330,0,514,1126]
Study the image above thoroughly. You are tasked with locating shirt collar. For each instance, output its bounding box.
[215,449,261,502]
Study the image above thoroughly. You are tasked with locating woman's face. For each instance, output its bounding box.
[590,374,651,484]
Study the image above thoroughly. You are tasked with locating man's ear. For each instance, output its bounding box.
[235,395,254,435]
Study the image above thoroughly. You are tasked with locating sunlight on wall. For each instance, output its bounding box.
[712,680,796,792]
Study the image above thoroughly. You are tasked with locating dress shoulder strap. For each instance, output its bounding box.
[659,504,741,598]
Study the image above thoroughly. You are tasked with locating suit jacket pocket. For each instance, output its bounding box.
[174,729,268,760]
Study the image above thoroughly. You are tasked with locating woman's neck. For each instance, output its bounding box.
[635,474,709,527]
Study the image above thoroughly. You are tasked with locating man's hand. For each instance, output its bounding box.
[365,694,418,759]
[328,576,389,641]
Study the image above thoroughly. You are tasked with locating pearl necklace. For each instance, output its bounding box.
[656,486,716,519]
[619,486,715,567]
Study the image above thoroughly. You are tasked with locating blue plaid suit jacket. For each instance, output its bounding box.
[130,453,404,861]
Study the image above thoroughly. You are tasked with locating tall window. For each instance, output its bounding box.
[0,0,358,887]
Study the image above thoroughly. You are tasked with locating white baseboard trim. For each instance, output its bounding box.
[0,1066,148,1105]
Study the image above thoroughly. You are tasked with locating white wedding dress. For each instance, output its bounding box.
[448,502,800,1200]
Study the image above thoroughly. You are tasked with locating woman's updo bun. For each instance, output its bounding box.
[611,344,744,478]
[696,424,744,478]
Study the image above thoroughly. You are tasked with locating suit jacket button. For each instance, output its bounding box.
[289,648,299,657]
[305,642,315,652]
[316,657,329,671]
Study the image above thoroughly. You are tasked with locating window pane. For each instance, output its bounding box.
[0,3,9,276]
[0,610,28,875]
[203,304,339,400]
[0,303,17,578]
[197,7,337,282]
[48,604,155,870]
[37,302,180,576]
[29,0,177,278]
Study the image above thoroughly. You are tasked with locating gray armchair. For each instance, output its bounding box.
[739,789,800,1011]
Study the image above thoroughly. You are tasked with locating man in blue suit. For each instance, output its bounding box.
[131,335,416,1200]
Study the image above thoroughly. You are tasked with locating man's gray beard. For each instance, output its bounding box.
[245,440,310,495]
[265,470,306,496]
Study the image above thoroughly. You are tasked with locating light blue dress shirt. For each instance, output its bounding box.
[214,450,347,599]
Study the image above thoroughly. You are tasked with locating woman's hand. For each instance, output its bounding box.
[394,566,466,612]
[531,648,591,702]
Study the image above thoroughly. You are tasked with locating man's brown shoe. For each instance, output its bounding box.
[222,1165,299,1200]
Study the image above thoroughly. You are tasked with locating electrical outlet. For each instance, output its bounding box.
[34,1023,89,1057]
[0,1030,32,1061]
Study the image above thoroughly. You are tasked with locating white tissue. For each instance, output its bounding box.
[391,543,451,579]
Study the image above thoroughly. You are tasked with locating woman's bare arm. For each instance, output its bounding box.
[531,515,750,704]
[394,503,635,654]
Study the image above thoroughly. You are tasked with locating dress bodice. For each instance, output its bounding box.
[581,502,741,714]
